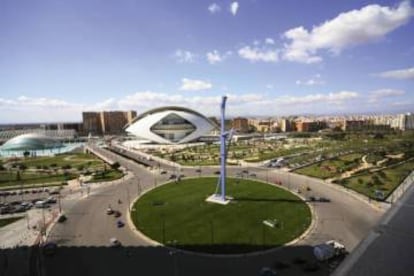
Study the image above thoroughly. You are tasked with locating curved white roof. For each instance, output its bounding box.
[125,106,217,144]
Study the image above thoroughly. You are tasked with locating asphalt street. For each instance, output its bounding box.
[42,145,384,275]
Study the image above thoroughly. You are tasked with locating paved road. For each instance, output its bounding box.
[43,145,384,275]
[333,177,414,276]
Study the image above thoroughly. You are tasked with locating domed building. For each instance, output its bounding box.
[1,133,63,151]
[125,106,217,144]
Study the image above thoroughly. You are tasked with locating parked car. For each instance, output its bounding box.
[21,202,33,210]
[14,205,26,213]
[117,220,125,228]
[169,174,177,180]
[160,170,167,175]
[106,207,114,215]
[114,211,122,218]
[45,197,57,204]
[0,206,12,214]
[35,201,49,208]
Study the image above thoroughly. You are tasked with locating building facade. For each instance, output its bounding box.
[232,117,249,133]
[82,111,137,135]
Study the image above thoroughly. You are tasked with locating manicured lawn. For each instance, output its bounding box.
[0,152,121,188]
[0,171,77,188]
[87,169,124,183]
[0,217,22,228]
[339,159,414,199]
[131,177,311,254]
[294,153,363,179]
[18,153,102,169]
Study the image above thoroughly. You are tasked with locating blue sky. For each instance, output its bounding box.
[0,0,413,123]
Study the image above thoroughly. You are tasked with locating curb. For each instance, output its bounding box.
[126,176,316,258]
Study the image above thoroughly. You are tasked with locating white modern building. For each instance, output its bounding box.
[124,107,218,144]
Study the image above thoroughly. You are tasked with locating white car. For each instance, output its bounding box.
[109,238,121,247]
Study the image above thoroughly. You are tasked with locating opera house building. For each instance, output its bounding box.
[125,107,217,144]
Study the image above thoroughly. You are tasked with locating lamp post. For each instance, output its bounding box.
[137,178,141,195]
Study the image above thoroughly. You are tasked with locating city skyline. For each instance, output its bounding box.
[1,0,413,123]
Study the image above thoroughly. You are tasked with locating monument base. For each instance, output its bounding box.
[205,194,232,205]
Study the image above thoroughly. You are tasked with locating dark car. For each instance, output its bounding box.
[160,170,167,175]
[14,205,26,213]
[169,174,177,180]
[214,171,220,175]
[114,211,122,218]
[318,197,331,202]
[117,220,125,228]
[57,214,67,223]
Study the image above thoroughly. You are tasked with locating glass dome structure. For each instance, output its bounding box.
[1,133,63,151]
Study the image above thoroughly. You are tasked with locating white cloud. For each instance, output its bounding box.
[92,98,116,110]
[230,2,239,16]
[116,91,266,116]
[208,3,221,14]
[265,38,275,45]
[282,1,414,63]
[14,96,74,108]
[206,50,231,64]
[275,91,359,105]
[368,88,405,103]
[376,67,414,79]
[238,46,278,63]
[179,78,213,91]
[173,49,196,63]
[296,74,325,86]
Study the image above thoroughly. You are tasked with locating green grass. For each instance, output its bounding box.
[0,152,120,188]
[340,159,414,199]
[0,217,22,228]
[87,169,124,183]
[294,153,363,179]
[18,153,102,169]
[0,171,77,187]
[131,177,311,254]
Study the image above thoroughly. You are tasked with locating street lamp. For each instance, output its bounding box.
[137,178,141,195]
[169,250,179,276]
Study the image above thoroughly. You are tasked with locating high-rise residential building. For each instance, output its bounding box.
[342,120,366,131]
[82,111,137,135]
[296,121,326,132]
[232,117,249,133]
[395,113,414,131]
[280,119,292,132]
[82,112,103,135]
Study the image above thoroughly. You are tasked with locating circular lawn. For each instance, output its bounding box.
[131,177,311,254]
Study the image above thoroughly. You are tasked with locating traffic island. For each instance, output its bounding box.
[130,177,312,254]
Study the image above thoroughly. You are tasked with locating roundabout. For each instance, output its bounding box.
[130,177,312,254]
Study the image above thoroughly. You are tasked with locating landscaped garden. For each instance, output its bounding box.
[294,153,364,179]
[131,177,311,254]
[338,159,414,199]
[0,152,123,189]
